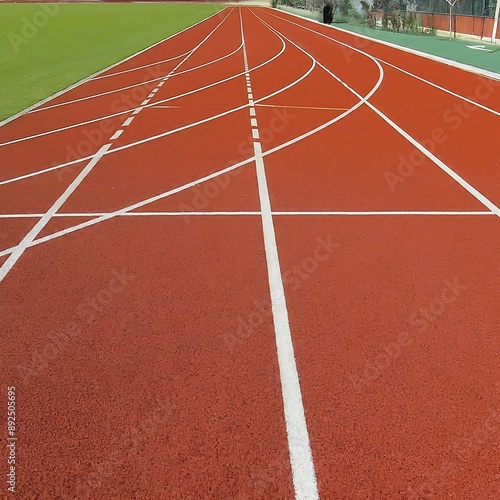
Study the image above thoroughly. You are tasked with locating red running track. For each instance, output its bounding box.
[1,6,499,498]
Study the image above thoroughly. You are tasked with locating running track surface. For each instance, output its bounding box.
[1,7,499,499]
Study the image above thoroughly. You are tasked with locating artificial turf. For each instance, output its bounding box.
[0,2,224,121]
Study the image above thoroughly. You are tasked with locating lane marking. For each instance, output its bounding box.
[240,8,319,500]
[123,117,134,127]
[0,211,493,219]
[250,108,256,116]
[250,118,258,127]
[141,99,150,106]
[132,107,143,115]
[150,105,182,109]
[0,144,111,282]
[249,99,255,106]
[147,93,155,98]
[257,104,349,111]
[110,130,123,140]
[248,93,254,99]
[93,50,192,80]
[252,128,260,139]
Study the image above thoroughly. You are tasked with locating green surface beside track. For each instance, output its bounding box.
[0,3,224,120]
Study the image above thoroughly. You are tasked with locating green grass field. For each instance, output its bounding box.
[0,2,224,121]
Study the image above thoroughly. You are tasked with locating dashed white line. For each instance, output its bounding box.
[132,107,143,116]
[250,108,256,116]
[141,99,150,106]
[123,117,134,127]
[110,130,123,140]
[239,8,319,500]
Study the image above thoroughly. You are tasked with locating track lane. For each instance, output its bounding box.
[1,5,499,499]
[1,216,294,498]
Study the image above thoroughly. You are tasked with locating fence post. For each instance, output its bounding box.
[493,0,500,43]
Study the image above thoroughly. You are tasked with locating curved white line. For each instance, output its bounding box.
[169,41,243,77]
[93,50,193,80]
[250,9,383,157]
[0,109,132,147]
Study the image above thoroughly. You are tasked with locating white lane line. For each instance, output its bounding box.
[170,41,243,78]
[257,104,350,111]
[93,50,192,80]
[378,59,500,117]
[249,99,255,106]
[158,82,165,87]
[250,108,256,116]
[272,211,495,215]
[123,117,134,127]
[0,211,493,219]
[255,141,319,500]
[0,144,111,282]
[110,130,123,140]
[248,93,254,99]
[260,10,500,216]
[148,93,155,98]
[240,8,319,500]
[141,99,150,106]
[0,8,228,127]
[250,118,258,127]
[132,107,143,115]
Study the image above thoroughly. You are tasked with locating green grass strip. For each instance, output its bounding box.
[0,2,224,120]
